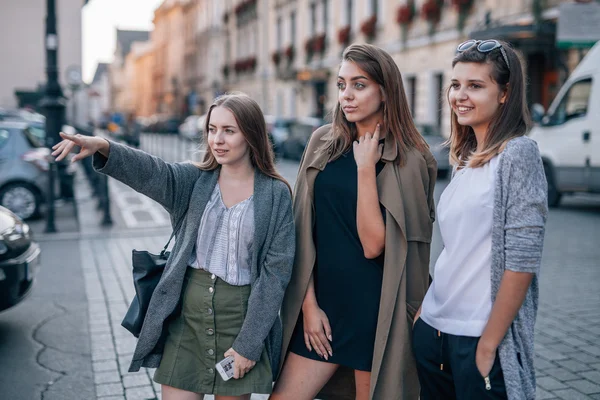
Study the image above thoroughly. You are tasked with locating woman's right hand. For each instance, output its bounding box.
[302,302,333,360]
[51,132,110,162]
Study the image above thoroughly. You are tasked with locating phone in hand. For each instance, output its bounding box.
[216,355,235,381]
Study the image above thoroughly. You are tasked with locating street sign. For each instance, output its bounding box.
[65,65,82,86]
[557,2,600,49]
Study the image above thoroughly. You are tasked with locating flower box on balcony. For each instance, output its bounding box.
[285,45,295,61]
[451,0,473,12]
[272,51,281,65]
[305,38,314,60]
[313,33,326,53]
[235,0,257,16]
[421,0,442,24]
[360,15,377,39]
[338,25,351,45]
[233,57,257,73]
[396,3,416,26]
[451,0,474,31]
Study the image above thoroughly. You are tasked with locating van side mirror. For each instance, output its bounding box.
[531,103,545,124]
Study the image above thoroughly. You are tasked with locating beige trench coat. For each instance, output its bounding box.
[279,124,437,399]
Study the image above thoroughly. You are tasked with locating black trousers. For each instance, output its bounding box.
[412,318,507,400]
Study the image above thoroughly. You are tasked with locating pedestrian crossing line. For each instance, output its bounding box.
[109,179,171,229]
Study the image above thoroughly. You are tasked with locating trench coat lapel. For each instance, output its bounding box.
[371,147,409,390]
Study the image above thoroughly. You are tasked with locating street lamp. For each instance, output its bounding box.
[41,0,67,233]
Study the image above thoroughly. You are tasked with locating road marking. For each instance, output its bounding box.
[109,180,170,229]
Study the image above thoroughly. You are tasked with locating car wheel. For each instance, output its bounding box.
[0,183,41,220]
[543,162,561,208]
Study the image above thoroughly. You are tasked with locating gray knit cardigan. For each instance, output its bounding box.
[489,137,548,400]
[93,141,295,376]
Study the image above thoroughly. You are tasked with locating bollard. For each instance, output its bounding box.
[99,173,113,226]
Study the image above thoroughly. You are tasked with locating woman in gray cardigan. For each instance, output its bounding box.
[53,93,295,400]
[411,41,548,400]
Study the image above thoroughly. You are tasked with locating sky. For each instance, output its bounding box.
[82,0,164,83]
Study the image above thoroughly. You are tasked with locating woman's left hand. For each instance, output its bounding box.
[224,348,256,379]
[475,341,496,378]
[353,124,383,170]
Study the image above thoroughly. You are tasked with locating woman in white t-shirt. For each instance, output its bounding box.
[412,40,548,400]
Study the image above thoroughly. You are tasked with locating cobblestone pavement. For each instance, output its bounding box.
[81,233,271,400]
[81,135,600,399]
[81,197,600,400]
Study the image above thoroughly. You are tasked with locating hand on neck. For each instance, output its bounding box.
[356,114,383,139]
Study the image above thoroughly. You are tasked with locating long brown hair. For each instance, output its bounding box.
[197,93,291,193]
[448,40,531,168]
[328,43,428,164]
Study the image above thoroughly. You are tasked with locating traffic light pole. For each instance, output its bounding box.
[41,0,66,233]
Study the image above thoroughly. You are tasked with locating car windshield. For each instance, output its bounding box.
[416,124,441,137]
[0,208,17,232]
[22,127,45,148]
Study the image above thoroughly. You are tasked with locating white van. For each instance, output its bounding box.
[529,41,600,207]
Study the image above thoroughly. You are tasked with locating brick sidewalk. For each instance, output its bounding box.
[80,229,600,400]
[80,233,270,400]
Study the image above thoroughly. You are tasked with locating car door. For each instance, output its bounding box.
[0,128,13,180]
[586,77,600,191]
[541,77,593,191]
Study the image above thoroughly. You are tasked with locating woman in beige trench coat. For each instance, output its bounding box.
[271,44,438,400]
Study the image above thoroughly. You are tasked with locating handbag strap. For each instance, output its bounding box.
[160,212,186,257]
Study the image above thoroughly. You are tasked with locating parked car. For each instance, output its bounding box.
[179,114,205,141]
[529,40,600,207]
[0,205,41,312]
[281,117,325,160]
[264,115,294,158]
[0,121,61,219]
[415,123,450,179]
[164,118,181,134]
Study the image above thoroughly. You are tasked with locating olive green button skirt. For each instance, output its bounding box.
[153,267,273,396]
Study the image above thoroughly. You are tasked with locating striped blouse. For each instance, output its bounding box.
[188,183,254,286]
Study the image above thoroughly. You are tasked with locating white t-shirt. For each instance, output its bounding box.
[420,155,499,337]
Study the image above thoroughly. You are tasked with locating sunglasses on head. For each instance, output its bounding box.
[456,39,510,68]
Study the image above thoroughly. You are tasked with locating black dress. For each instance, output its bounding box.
[289,146,386,372]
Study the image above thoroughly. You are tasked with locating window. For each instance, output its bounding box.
[407,76,417,118]
[310,3,317,33]
[0,129,9,149]
[290,11,296,46]
[23,128,44,148]
[434,73,444,130]
[347,0,353,27]
[370,0,378,16]
[277,17,282,50]
[549,78,592,125]
[323,0,329,33]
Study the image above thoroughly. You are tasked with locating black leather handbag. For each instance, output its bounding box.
[121,219,183,338]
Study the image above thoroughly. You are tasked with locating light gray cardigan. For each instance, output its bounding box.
[93,141,295,376]
[490,137,548,400]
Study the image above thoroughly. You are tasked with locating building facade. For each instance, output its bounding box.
[0,0,83,113]
[129,41,154,118]
[87,63,111,126]
[217,0,568,137]
[123,0,584,136]
[109,29,150,115]
[151,0,187,118]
